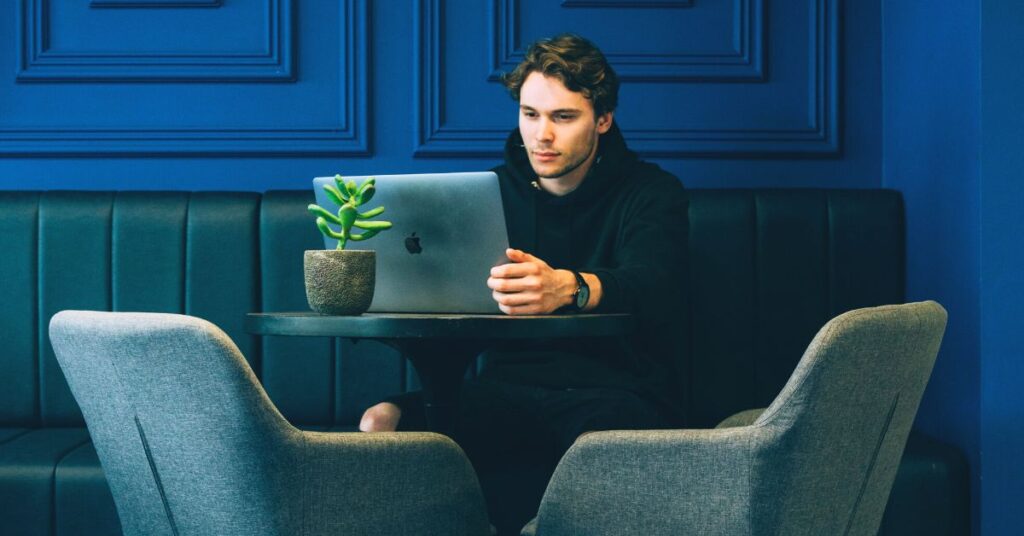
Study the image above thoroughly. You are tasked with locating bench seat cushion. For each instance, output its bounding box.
[0,425,361,536]
[0,428,93,536]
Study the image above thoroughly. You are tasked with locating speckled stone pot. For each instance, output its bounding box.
[303,250,375,315]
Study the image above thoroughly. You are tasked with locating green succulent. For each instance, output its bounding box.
[308,175,393,250]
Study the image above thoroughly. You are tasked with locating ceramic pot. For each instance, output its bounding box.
[303,250,375,315]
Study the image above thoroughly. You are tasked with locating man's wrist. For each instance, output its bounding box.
[560,269,578,308]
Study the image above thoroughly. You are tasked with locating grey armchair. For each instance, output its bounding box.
[49,311,492,536]
[523,301,947,536]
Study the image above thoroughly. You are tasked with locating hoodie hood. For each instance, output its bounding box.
[501,122,639,205]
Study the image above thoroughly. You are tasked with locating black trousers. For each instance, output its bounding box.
[386,379,679,536]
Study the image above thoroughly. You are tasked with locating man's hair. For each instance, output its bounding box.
[502,34,619,117]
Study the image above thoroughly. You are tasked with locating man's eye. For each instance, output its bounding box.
[556,114,575,121]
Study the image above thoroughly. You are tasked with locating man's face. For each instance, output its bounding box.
[518,71,613,180]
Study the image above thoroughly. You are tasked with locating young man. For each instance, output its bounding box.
[361,34,689,534]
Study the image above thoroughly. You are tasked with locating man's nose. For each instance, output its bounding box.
[534,118,554,142]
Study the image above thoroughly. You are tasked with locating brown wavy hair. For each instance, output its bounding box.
[501,34,619,117]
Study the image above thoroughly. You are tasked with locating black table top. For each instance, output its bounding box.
[246,312,634,339]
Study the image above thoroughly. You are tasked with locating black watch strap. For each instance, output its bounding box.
[571,270,590,312]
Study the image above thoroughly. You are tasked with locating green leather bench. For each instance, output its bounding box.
[0,189,969,535]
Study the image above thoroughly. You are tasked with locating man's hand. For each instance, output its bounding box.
[487,248,576,315]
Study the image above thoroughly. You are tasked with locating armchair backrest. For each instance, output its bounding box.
[751,301,947,535]
[49,311,297,535]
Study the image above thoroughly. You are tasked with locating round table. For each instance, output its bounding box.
[246,312,633,437]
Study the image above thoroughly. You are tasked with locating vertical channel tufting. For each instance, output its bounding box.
[0,193,41,426]
[259,190,335,425]
[686,191,759,427]
[754,191,830,408]
[827,191,905,315]
[184,192,261,372]
[112,192,189,314]
[39,192,115,426]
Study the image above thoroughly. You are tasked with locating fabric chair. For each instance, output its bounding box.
[522,301,947,536]
[49,311,491,536]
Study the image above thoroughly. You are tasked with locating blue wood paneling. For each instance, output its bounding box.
[417,0,837,157]
[4,0,367,156]
[18,0,290,82]
[0,0,877,188]
[492,0,759,82]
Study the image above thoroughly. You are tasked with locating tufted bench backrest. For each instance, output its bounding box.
[0,189,902,428]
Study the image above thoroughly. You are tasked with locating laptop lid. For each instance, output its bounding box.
[312,172,510,314]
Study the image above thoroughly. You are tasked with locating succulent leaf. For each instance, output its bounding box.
[349,229,381,241]
[359,184,376,204]
[315,217,345,240]
[356,206,385,219]
[307,204,341,224]
[323,184,349,205]
[332,175,350,198]
[346,180,358,196]
[353,220,392,230]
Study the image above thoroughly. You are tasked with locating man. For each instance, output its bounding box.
[361,34,688,534]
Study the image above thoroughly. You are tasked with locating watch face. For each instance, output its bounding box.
[576,285,590,309]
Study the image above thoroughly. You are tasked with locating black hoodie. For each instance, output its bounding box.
[484,123,690,422]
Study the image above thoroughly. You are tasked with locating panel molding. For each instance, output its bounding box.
[490,0,763,82]
[561,0,693,6]
[90,0,223,7]
[2,0,369,156]
[415,0,839,158]
[18,0,291,82]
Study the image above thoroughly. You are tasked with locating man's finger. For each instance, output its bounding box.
[507,248,544,265]
[493,290,539,306]
[488,276,540,293]
[490,262,539,278]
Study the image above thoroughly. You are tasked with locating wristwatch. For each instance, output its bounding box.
[570,270,590,312]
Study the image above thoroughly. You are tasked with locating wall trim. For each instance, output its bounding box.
[415,0,839,158]
[490,0,762,82]
[2,0,369,156]
[561,0,693,7]
[19,0,291,82]
[89,0,223,7]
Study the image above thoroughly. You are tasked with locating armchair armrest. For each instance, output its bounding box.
[716,408,768,429]
[531,427,771,536]
[293,431,492,536]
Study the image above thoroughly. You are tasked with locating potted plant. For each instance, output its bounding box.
[304,175,392,315]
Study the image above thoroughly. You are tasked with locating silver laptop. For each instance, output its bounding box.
[312,172,510,314]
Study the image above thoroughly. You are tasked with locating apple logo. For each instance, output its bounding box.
[404,232,423,254]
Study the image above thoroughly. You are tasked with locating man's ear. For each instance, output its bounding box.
[596,112,614,134]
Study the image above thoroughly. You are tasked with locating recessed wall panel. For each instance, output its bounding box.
[416,0,838,157]
[2,0,368,156]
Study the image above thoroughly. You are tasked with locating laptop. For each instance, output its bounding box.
[312,172,510,314]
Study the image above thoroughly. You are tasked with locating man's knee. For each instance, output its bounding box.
[359,402,401,432]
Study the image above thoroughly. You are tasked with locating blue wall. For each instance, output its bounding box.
[979,1,1024,533]
[882,3,981,534]
[885,1,1024,533]
[0,0,880,190]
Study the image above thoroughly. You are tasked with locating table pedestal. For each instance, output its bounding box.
[381,339,486,438]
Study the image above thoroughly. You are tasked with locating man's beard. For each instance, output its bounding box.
[528,137,597,179]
